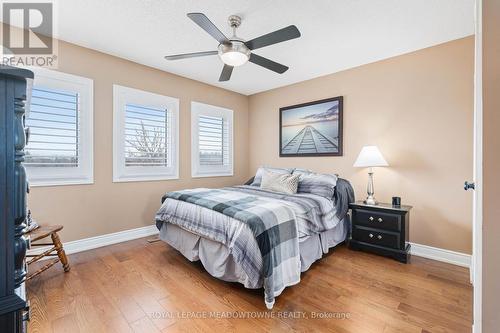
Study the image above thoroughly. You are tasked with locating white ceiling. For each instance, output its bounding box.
[55,0,474,95]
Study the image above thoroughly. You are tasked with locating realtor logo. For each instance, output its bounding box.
[3,2,53,54]
[1,1,57,67]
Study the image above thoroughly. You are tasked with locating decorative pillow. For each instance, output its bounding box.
[260,170,300,195]
[294,171,338,199]
[251,166,294,186]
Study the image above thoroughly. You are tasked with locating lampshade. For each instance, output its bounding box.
[353,146,389,168]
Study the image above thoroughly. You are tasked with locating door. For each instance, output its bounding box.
[471,0,482,332]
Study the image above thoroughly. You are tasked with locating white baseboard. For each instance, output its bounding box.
[28,226,470,270]
[28,225,159,257]
[410,242,471,268]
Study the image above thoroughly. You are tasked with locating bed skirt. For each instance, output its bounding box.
[159,218,348,289]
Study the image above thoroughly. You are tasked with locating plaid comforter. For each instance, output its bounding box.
[155,186,302,308]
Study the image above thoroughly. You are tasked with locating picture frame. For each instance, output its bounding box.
[279,96,343,157]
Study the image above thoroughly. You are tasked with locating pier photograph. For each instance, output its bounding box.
[280,96,343,156]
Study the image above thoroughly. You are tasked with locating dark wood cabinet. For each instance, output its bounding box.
[349,201,412,263]
[0,66,33,333]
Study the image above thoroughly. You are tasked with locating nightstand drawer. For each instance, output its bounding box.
[353,209,401,232]
[352,226,400,249]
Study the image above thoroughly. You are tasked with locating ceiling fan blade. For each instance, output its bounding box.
[249,53,288,74]
[219,64,233,82]
[187,13,229,45]
[245,25,301,50]
[165,51,218,60]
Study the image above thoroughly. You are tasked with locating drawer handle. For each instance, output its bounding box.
[377,235,382,240]
[378,218,383,223]
[369,233,374,238]
[369,216,374,221]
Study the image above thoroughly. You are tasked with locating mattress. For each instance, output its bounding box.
[159,218,348,289]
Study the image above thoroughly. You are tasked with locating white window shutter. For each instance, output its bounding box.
[24,68,94,187]
[191,102,233,178]
[198,115,230,167]
[113,85,179,182]
[25,87,80,167]
[124,103,170,167]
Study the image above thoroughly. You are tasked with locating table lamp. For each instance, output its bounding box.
[353,146,388,205]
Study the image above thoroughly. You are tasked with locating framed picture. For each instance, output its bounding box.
[279,96,343,157]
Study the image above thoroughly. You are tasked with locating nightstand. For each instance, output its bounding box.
[348,201,412,263]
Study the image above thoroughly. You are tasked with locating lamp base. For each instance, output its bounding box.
[364,195,378,205]
[364,170,378,205]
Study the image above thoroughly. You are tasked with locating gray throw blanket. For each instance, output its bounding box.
[334,178,355,219]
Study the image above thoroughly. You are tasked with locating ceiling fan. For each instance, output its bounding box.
[165,13,301,82]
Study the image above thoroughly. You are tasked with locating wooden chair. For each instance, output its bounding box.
[25,225,70,281]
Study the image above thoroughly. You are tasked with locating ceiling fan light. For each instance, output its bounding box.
[218,41,250,67]
[219,51,249,66]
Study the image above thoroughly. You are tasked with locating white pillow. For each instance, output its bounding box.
[260,170,300,195]
[251,166,293,186]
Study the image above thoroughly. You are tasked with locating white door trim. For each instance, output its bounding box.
[472,0,482,332]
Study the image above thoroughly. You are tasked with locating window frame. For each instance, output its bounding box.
[113,85,179,182]
[25,67,94,187]
[191,101,234,178]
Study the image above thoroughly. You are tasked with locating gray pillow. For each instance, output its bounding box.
[251,167,294,186]
[293,168,313,175]
[260,170,300,194]
[293,170,338,199]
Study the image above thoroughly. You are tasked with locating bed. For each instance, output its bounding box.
[155,169,354,309]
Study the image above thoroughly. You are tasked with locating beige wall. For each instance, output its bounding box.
[28,40,249,242]
[248,37,474,254]
[482,0,500,331]
[26,34,474,255]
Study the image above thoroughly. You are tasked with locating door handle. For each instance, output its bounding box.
[464,181,475,191]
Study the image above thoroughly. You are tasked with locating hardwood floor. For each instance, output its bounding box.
[26,238,472,333]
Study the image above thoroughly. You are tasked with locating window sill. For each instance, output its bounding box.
[28,178,94,187]
[113,174,179,183]
[191,172,234,179]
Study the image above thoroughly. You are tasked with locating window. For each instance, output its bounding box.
[191,102,233,177]
[113,85,179,182]
[25,68,93,186]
